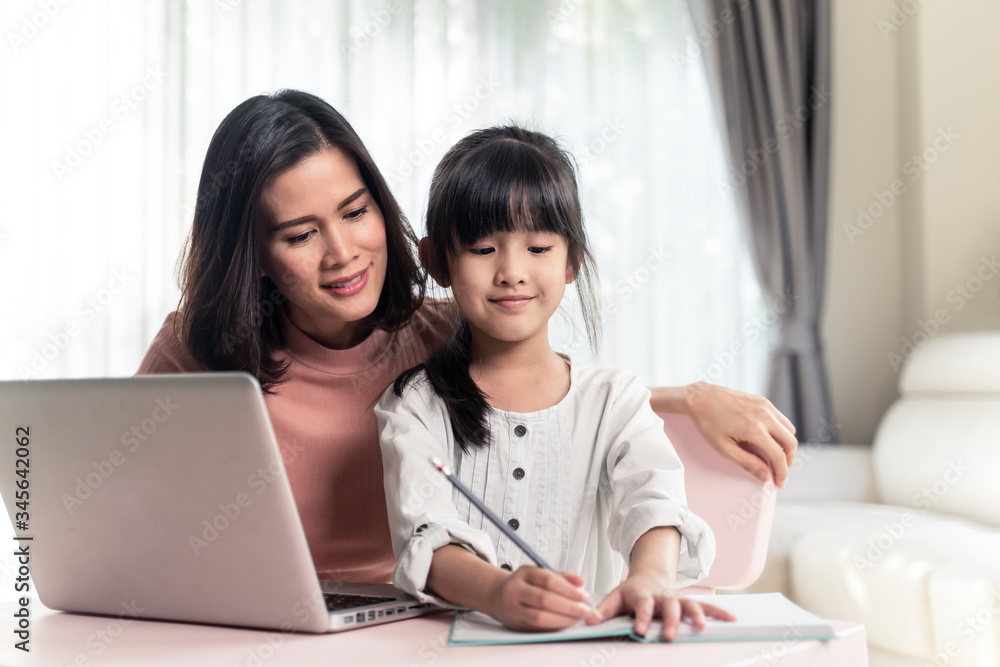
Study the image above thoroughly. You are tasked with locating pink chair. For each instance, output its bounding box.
[658,412,777,594]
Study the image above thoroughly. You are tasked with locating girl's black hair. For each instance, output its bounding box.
[395,125,600,452]
[177,89,424,393]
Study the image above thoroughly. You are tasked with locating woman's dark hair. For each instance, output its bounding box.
[395,125,600,452]
[177,89,423,392]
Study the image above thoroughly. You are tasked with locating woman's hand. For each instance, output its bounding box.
[487,566,594,632]
[650,382,798,488]
[587,571,736,639]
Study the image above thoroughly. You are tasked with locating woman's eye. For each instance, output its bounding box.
[528,246,553,254]
[345,206,368,220]
[288,231,313,245]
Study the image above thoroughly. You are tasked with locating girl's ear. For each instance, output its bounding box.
[418,237,451,288]
[565,257,579,285]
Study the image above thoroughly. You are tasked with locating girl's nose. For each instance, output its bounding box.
[495,252,527,286]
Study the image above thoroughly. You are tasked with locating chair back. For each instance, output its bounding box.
[659,413,776,593]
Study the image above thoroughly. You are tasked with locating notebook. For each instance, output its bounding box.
[0,373,442,633]
[448,593,836,645]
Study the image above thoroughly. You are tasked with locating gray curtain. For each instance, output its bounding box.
[686,0,835,443]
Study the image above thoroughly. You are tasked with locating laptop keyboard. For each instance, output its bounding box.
[323,593,396,611]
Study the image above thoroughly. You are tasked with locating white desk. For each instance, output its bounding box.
[1,599,867,666]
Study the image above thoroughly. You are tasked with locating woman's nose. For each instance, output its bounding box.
[321,225,357,267]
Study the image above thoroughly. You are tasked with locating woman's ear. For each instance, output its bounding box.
[418,237,450,288]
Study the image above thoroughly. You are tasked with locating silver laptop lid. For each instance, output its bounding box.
[0,373,331,632]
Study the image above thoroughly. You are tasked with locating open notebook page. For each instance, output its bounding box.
[449,593,837,646]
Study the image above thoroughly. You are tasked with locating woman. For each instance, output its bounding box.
[137,89,797,584]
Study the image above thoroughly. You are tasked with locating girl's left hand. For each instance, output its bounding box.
[585,571,736,640]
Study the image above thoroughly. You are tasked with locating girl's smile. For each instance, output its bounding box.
[447,231,575,352]
[488,294,533,309]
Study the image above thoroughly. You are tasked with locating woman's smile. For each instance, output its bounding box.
[322,266,370,296]
[258,147,389,349]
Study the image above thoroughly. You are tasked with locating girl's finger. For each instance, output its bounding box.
[680,598,707,629]
[660,596,682,641]
[694,601,737,622]
[515,606,590,632]
[632,595,655,637]
[518,584,591,621]
[558,569,586,587]
[522,567,590,603]
[589,589,621,625]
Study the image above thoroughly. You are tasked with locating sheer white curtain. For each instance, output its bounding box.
[1,0,177,380]
[2,0,767,393]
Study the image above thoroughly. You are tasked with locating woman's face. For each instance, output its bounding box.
[258,147,388,349]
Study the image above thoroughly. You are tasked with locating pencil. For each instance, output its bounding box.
[429,456,557,571]
[430,457,594,611]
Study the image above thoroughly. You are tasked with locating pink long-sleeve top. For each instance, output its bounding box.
[135,300,455,583]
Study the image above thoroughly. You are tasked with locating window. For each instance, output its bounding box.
[3,0,766,393]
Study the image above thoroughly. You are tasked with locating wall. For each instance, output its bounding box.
[824,0,1000,444]
[823,0,904,445]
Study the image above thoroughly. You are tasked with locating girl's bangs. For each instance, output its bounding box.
[449,141,577,248]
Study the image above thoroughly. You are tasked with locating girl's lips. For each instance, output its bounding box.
[490,296,533,309]
[323,268,368,297]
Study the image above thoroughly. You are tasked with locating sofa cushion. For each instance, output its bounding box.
[766,501,1000,664]
[873,398,1000,528]
[900,332,1000,395]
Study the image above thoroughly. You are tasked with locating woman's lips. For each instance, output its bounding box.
[323,268,368,296]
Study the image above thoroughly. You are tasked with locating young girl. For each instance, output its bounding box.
[376,126,735,638]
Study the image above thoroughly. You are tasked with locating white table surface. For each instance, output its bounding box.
[0,598,867,667]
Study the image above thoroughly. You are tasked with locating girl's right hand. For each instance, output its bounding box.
[487,566,596,631]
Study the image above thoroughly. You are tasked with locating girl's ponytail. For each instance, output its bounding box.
[393,319,491,452]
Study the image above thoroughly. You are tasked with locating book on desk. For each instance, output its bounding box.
[448,593,836,646]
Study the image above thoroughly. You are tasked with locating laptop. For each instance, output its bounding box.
[0,372,442,633]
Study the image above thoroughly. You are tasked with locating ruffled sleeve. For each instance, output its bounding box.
[375,375,497,606]
[603,373,716,588]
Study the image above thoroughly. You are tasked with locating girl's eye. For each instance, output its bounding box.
[528,246,553,254]
[345,206,368,220]
[288,231,314,245]
[470,247,494,256]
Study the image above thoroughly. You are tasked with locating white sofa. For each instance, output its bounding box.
[749,332,1000,667]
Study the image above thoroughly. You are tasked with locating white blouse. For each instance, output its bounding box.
[375,360,715,606]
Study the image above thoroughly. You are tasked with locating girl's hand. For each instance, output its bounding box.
[587,571,737,640]
[668,382,798,488]
[487,566,594,631]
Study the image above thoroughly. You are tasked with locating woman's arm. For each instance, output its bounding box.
[649,382,798,488]
[426,545,593,631]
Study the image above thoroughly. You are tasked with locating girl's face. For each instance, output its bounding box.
[258,147,388,349]
[445,230,575,353]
